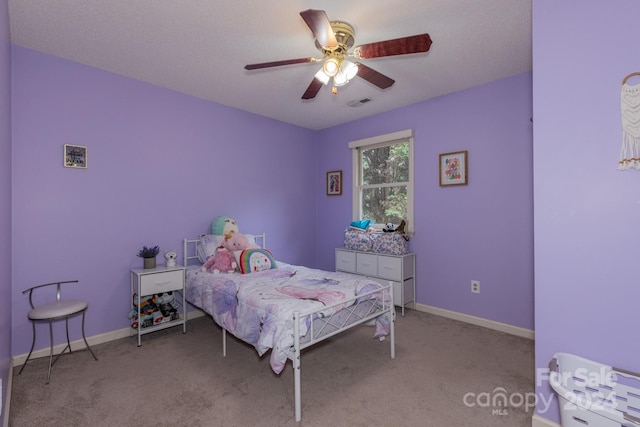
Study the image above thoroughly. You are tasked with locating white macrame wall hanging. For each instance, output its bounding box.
[619,72,640,170]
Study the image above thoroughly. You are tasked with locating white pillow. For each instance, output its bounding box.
[242,234,259,248]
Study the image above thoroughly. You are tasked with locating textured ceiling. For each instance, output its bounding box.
[8,0,532,130]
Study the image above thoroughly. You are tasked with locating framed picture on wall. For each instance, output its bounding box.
[64,144,88,169]
[439,151,467,186]
[326,170,342,196]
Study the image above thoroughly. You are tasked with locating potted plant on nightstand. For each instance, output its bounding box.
[137,245,160,269]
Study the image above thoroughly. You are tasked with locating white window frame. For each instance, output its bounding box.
[349,129,414,234]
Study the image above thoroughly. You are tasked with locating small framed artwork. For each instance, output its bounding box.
[439,150,468,186]
[64,144,88,169]
[326,170,342,196]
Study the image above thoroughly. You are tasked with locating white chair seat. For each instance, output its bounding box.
[28,300,88,321]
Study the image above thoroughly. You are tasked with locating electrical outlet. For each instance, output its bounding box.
[471,280,480,294]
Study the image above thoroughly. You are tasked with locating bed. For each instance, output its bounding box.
[182,233,396,422]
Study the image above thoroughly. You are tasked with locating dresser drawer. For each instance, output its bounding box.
[139,270,184,295]
[377,255,403,281]
[356,253,378,276]
[335,250,356,273]
[393,278,415,307]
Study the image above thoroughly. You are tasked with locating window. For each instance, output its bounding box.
[350,129,414,233]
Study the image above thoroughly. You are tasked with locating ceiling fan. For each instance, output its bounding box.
[244,9,433,100]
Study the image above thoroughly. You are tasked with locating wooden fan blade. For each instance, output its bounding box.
[356,63,395,89]
[302,77,324,100]
[245,57,316,70]
[354,33,432,59]
[300,9,338,48]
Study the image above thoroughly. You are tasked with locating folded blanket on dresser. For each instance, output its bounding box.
[344,229,409,255]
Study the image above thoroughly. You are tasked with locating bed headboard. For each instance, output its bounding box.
[183,233,266,267]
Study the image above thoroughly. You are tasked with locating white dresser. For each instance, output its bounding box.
[335,248,415,316]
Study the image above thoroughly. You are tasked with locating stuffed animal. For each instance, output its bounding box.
[382,219,407,235]
[129,294,157,329]
[211,216,239,238]
[201,246,237,273]
[223,233,260,252]
[163,250,178,267]
[156,291,178,319]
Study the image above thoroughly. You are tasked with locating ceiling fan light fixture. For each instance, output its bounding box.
[314,68,330,85]
[333,71,348,86]
[322,57,340,77]
[333,60,358,87]
[343,60,358,80]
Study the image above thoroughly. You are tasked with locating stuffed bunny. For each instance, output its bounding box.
[223,233,260,252]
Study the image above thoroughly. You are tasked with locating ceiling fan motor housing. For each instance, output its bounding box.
[315,21,355,53]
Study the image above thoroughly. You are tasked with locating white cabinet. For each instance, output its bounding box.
[335,249,415,316]
[130,265,186,346]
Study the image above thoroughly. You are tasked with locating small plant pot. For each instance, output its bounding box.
[143,257,156,269]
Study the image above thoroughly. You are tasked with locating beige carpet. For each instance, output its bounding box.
[9,310,534,426]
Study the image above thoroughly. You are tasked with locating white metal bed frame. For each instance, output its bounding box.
[183,234,396,422]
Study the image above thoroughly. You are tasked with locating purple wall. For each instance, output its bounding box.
[10,46,317,356]
[12,3,639,425]
[0,0,10,424]
[316,73,534,330]
[533,0,640,423]
[15,4,640,425]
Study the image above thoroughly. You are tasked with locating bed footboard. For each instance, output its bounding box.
[290,282,395,422]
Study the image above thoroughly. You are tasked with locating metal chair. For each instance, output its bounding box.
[19,280,98,383]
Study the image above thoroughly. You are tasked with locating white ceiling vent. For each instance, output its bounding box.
[347,98,372,108]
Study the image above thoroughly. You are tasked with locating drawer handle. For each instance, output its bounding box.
[383,265,394,270]
[154,280,171,286]
[362,262,371,266]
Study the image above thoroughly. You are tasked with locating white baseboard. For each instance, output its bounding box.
[531,413,560,427]
[12,310,205,367]
[414,303,535,340]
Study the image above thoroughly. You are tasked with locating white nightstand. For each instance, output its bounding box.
[130,265,186,346]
